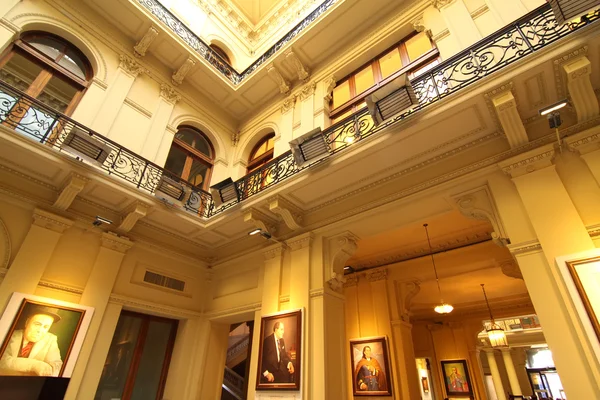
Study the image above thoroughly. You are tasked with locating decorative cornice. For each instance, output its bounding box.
[101,232,133,253]
[263,243,286,260]
[118,54,146,77]
[286,232,312,251]
[564,126,600,155]
[109,293,202,318]
[365,268,387,282]
[310,288,325,298]
[343,273,358,288]
[133,26,159,58]
[32,209,73,233]
[0,18,21,35]
[38,280,84,295]
[160,84,181,104]
[204,301,262,319]
[508,240,542,256]
[498,145,556,178]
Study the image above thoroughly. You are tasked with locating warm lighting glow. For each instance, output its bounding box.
[434,303,454,314]
[248,228,262,236]
[344,133,360,144]
[487,324,508,348]
[539,99,568,115]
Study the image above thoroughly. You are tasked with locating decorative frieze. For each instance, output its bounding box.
[172,57,196,86]
[119,55,146,77]
[498,144,556,178]
[365,267,387,282]
[32,209,73,233]
[160,84,181,104]
[134,26,159,58]
[263,243,286,260]
[343,274,358,288]
[564,128,600,155]
[101,232,133,253]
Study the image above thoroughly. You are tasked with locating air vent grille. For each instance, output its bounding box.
[143,270,186,292]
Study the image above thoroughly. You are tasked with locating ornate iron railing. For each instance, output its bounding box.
[136,0,337,85]
[0,80,214,217]
[1,5,598,220]
[209,4,600,215]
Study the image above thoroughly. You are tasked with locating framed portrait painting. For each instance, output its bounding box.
[441,360,473,397]
[350,336,392,396]
[0,293,94,378]
[255,309,302,391]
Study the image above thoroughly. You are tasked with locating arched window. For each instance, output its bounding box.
[0,32,92,116]
[164,126,214,190]
[209,44,231,65]
[247,133,275,173]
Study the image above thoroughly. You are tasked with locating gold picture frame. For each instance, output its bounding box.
[566,255,600,341]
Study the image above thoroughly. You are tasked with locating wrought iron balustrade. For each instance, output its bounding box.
[0,80,214,217]
[1,5,598,220]
[136,0,337,85]
[209,4,599,216]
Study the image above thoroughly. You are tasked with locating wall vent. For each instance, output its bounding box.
[143,270,186,292]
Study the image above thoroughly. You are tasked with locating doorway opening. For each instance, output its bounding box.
[221,321,254,400]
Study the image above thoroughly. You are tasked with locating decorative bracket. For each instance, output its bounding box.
[134,26,159,58]
[324,231,359,290]
[118,202,151,233]
[267,63,290,94]
[285,48,310,82]
[268,196,302,230]
[172,57,196,86]
[243,208,278,235]
[53,173,88,210]
[398,280,421,321]
[452,186,509,247]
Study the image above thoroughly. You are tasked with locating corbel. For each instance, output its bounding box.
[267,63,290,94]
[268,195,303,230]
[243,208,278,235]
[172,57,197,86]
[117,202,151,233]
[284,48,310,82]
[53,173,89,211]
[134,26,159,58]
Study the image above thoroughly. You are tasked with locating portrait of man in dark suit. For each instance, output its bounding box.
[256,310,302,390]
[260,321,294,383]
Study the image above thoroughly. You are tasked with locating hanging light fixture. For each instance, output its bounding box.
[481,284,508,348]
[423,224,453,314]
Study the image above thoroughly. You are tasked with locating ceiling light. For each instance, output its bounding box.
[481,283,508,348]
[93,216,112,226]
[539,99,568,116]
[248,228,262,236]
[247,228,272,240]
[423,223,453,315]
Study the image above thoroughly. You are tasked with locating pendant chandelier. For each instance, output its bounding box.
[481,283,508,348]
[423,224,453,314]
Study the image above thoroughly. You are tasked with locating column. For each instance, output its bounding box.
[484,0,527,25]
[314,77,334,131]
[565,126,600,186]
[391,320,421,400]
[141,84,180,162]
[0,17,19,54]
[70,79,108,127]
[495,144,600,398]
[433,0,482,49]
[484,349,507,400]
[501,348,523,396]
[274,97,295,157]
[91,55,145,136]
[0,209,73,310]
[155,125,176,167]
[64,232,133,400]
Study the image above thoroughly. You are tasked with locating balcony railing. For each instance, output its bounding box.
[0,80,214,218]
[137,0,337,85]
[0,4,598,220]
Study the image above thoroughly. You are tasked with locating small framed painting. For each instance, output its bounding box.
[349,336,392,396]
[441,359,473,397]
[565,255,600,341]
[0,293,94,377]
[255,309,302,391]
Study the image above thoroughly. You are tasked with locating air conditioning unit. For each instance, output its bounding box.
[366,74,418,126]
[60,127,112,167]
[154,175,190,207]
[289,127,329,168]
[210,178,240,207]
[547,0,600,25]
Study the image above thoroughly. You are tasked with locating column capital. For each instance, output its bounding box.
[159,84,181,104]
[118,55,146,77]
[298,82,317,102]
[286,232,313,251]
[432,0,456,10]
[564,126,600,155]
[263,243,286,260]
[343,273,358,288]
[101,232,133,253]
[498,144,555,178]
[281,96,296,114]
[32,209,73,233]
[482,347,496,354]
